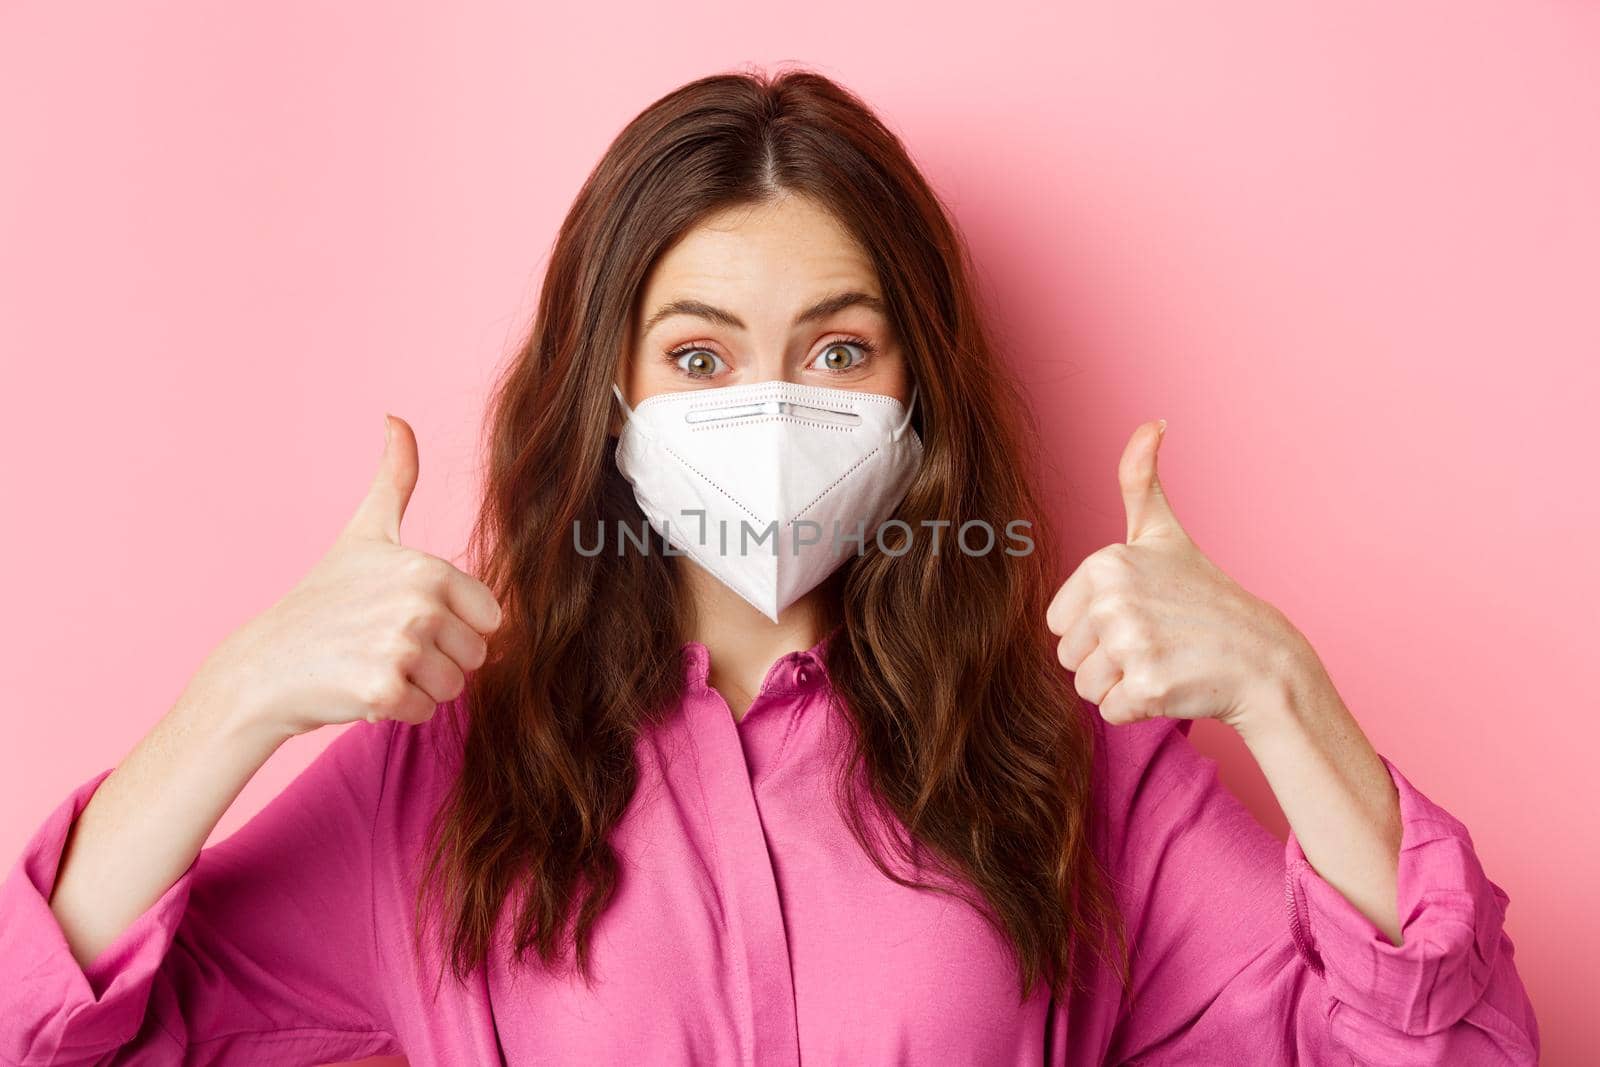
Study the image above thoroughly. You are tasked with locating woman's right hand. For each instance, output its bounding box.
[188,414,503,739]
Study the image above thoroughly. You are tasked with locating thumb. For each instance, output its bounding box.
[344,414,419,544]
[1118,418,1186,544]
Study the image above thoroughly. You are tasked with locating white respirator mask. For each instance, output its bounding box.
[611,379,923,622]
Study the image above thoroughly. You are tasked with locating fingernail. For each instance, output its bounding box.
[1156,418,1167,437]
[383,413,393,445]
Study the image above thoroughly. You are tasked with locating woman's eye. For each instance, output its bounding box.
[670,348,726,378]
[811,340,871,372]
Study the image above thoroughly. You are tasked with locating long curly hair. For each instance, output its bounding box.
[413,65,1125,1003]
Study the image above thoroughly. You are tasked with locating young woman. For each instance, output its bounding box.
[0,69,1538,1065]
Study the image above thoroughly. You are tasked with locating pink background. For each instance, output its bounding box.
[2,3,1595,1063]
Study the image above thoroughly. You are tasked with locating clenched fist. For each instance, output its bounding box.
[187,415,503,738]
[1046,420,1313,728]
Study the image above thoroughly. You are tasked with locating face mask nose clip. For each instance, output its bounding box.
[684,398,862,427]
[615,381,918,438]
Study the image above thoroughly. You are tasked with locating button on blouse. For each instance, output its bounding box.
[0,636,1540,1065]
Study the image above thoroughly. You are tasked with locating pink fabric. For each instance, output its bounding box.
[0,638,1539,1065]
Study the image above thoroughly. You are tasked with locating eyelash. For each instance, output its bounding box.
[662,334,878,378]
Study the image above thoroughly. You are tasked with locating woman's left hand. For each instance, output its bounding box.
[1046,420,1320,729]
[1051,420,1407,944]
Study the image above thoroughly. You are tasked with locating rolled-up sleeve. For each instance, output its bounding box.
[1282,755,1539,1062]
[0,719,405,1066]
[1095,717,1539,1066]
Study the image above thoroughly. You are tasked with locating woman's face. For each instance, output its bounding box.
[618,194,910,407]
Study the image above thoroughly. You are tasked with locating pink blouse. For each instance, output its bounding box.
[0,638,1539,1065]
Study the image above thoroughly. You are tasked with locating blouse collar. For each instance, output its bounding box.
[679,624,840,695]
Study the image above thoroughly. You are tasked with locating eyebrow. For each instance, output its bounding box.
[638,289,887,336]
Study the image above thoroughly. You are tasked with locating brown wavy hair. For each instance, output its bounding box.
[413,65,1126,1003]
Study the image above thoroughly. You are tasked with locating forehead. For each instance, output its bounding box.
[639,195,878,306]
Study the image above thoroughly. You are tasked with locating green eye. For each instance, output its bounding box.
[668,348,726,378]
[813,340,872,372]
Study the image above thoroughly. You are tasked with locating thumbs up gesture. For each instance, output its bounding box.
[188,415,503,739]
[1046,421,1314,728]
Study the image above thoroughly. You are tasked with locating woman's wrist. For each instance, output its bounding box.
[1221,619,1406,941]
[175,652,302,757]
[1226,615,1327,743]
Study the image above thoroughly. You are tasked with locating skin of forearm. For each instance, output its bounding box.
[46,674,292,969]
[1232,635,1405,945]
